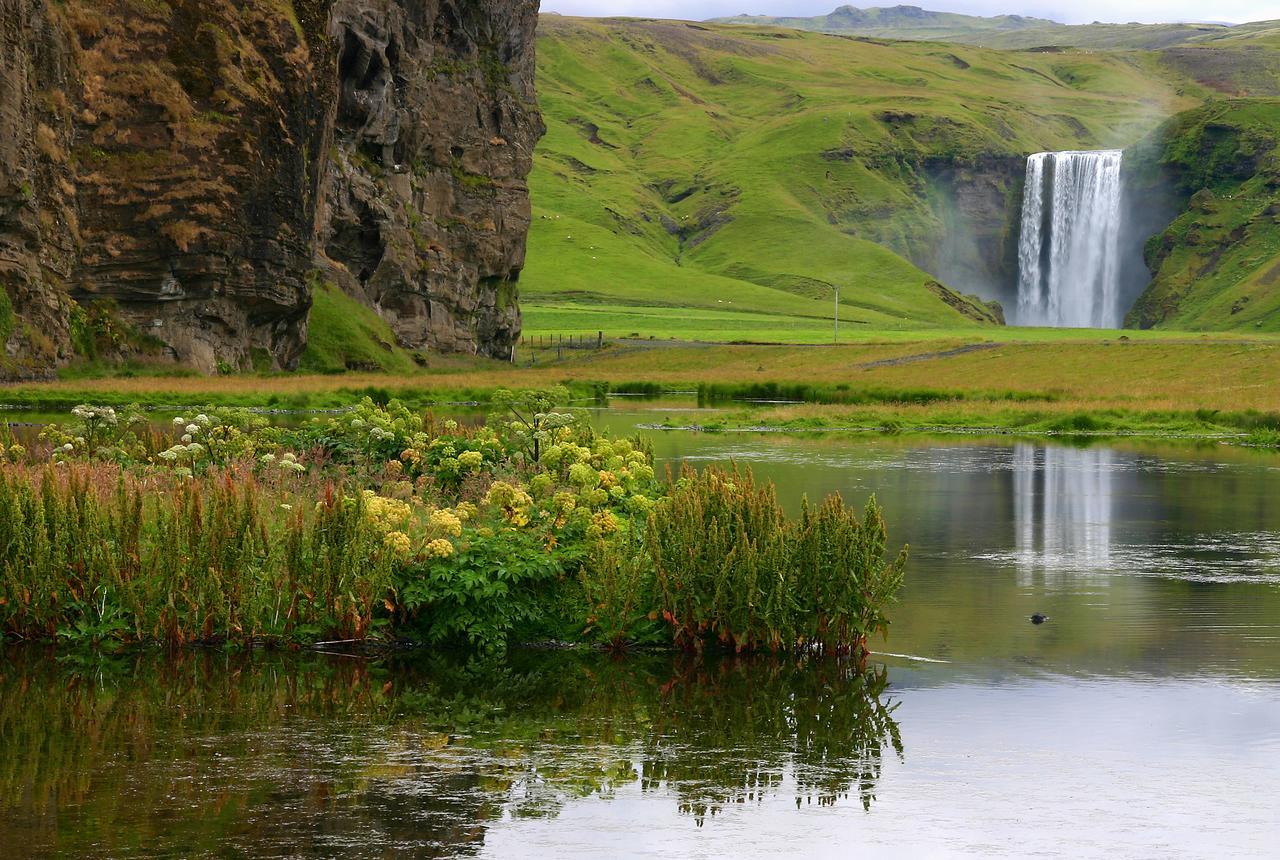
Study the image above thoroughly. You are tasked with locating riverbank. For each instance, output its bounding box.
[6,334,1280,445]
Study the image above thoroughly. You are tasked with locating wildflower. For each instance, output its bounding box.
[185,443,205,456]
[429,509,463,537]
[280,460,305,474]
[568,462,599,488]
[260,453,277,464]
[458,450,484,470]
[383,530,413,557]
[181,434,193,444]
[425,538,455,558]
[528,473,553,498]
[6,444,24,462]
[350,418,366,429]
[443,419,459,431]
[195,414,211,426]
[185,424,200,436]
[591,510,619,535]
[173,416,186,427]
[281,452,297,463]
[159,449,180,462]
[625,494,654,515]
[62,443,74,452]
[455,501,478,521]
[280,503,293,511]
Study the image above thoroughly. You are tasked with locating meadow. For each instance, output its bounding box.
[8,331,1280,441]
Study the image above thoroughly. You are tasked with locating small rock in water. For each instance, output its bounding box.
[1030,613,1048,625]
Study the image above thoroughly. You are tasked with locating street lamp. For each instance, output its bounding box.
[833,284,840,344]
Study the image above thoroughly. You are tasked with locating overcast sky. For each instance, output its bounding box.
[538,0,1275,26]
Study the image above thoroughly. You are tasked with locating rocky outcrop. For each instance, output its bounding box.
[320,0,541,358]
[0,0,541,376]
[0,0,78,377]
[919,155,1026,309]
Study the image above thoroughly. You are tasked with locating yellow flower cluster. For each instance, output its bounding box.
[362,490,413,533]
[455,501,478,521]
[458,450,484,469]
[585,510,619,539]
[425,538,455,558]
[484,480,533,526]
[383,530,412,557]
[429,508,463,537]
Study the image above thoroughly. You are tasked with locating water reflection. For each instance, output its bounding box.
[0,649,902,856]
[1013,444,1114,576]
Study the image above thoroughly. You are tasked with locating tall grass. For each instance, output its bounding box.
[647,465,907,661]
[0,464,390,644]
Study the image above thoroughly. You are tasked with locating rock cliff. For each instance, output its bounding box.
[0,0,541,376]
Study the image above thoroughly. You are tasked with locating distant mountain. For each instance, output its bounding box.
[707,5,1241,50]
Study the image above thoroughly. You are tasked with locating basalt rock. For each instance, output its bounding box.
[0,0,541,376]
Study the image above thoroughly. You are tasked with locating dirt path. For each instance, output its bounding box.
[855,342,1000,369]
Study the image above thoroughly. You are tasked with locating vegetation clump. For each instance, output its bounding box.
[0,391,907,660]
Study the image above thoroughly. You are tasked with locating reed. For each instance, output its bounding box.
[0,464,391,644]
[647,465,906,660]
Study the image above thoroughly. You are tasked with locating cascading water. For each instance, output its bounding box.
[1015,150,1124,328]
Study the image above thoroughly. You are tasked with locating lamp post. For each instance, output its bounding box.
[833,284,840,344]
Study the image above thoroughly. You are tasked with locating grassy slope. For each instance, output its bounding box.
[1126,99,1280,331]
[298,280,421,374]
[522,18,1191,341]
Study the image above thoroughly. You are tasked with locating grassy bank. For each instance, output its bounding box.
[8,335,1280,443]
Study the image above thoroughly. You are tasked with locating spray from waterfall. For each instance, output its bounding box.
[1015,150,1124,328]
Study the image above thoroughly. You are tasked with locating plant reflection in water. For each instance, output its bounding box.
[0,647,902,855]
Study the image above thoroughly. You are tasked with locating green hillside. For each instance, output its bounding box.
[520,17,1196,341]
[708,5,1273,51]
[1126,99,1280,332]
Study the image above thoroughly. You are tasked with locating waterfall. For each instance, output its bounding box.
[1015,150,1124,328]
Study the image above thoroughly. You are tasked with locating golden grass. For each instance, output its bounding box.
[12,334,1280,415]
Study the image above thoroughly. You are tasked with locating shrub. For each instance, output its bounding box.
[647,465,906,661]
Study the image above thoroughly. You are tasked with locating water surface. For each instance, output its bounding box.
[3,414,1279,857]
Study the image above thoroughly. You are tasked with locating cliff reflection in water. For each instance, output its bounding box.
[0,649,902,856]
[1013,443,1114,575]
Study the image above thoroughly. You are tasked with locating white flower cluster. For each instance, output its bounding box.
[71,405,118,426]
[258,451,305,473]
[158,442,204,462]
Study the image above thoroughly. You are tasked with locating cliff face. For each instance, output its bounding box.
[0,0,541,376]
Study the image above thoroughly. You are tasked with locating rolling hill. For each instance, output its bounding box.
[519,17,1206,340]
[707,5,1277,51]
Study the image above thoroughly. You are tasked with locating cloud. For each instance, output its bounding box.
[539,0,1275,26]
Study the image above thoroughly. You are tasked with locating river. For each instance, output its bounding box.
[2,403,1278,857]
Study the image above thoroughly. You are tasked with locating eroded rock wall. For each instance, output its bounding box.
[320,0,542,359]
[0,0,540,376]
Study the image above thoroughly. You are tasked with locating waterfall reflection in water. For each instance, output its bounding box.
[1013,444,1114,578]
